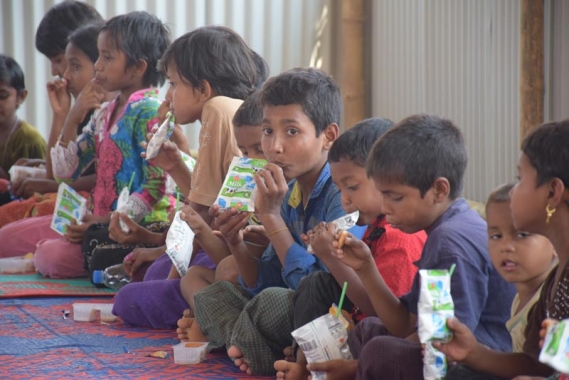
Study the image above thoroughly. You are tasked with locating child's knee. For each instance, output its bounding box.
[215,256,239,283]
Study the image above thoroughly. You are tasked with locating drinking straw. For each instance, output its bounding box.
[128,172,136,191]
[336,281,348,317]
[449,263,456,277]
[176,192,180,211]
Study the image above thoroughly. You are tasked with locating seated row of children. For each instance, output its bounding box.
[1,2,568,379]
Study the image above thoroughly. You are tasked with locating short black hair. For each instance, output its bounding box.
[329,118,394,167]
[0,55,25,94]
[233,90,263,128]
[522,119,569,189]
[486,183,514,210]
[101,11,171,87]
[67,23,103,64]
[259,67,341,136]
[35,1,103,58]
[252,51,269,88]
[160,26,257,99]
[366,114,467,199]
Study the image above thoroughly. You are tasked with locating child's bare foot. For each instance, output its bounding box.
[227,345,252,375]
[275,360,309,380]
[283,346,295,362]
[176,310,207,342]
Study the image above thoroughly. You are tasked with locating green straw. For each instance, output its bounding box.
[128,172,136,191]
[176,192,180,211]
[336,282,348,317]
[449,263,456,277]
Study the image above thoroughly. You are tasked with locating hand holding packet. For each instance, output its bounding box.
[423,342,447,380]
[214,157,267,212]
[145,112,174,161]
[165,211,195,277]
[165,151,196,195]
[540,319,569,374]
[50,182,87,235]
[291,306,353,380]
[306,210,359,253]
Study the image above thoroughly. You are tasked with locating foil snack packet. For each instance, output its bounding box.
[540,319,569,374]
[306,210,359,253]
[165,211,195,277]
[145,112,174,161]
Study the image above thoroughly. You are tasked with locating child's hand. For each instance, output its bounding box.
[539,319,558,348]
[334,231,374,272]
[210,205,249,246]
[157,100,170,126]
[254,164,289,218]
[11,178,57,199]
[302,222,337,258]
[123,246,165,277]
[141,135,183,173]
[109,212,147,244]
[243,224,269,247]
[432,317,477,363]
[46,77,71,117]
[180,204,208,234]
[306,359,358,380]
[64,219,90,244]
[67,79,105,126]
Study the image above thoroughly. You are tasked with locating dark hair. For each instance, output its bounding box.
[366,114,467,199]
[522,120,569,189]
[329,118,394,167]
[101,11,171,87]
[67,23,103,64]
[0,55,25,94]
[259,67,342,136]
[252,51,269,88]
[233,90,263,128]
[160,26,257,99]
[35,1,103,58]
[486,183,514,212]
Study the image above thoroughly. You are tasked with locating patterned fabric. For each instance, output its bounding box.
[51,88,170,222]
[238,163,367,295]
[194,281,294,376]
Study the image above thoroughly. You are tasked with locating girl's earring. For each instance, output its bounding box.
[546,204,557,224]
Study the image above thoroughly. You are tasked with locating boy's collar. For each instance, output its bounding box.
[288,163,331,209]
[425,198,469,234]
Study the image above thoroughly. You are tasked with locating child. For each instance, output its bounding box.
[175,90,268,338]
[0,55,46,192]
[111,26,264,329]
[305,114,516,379]
[190,68,366,376]
[0,23,106,227]
[487,183,556,353]
[434,119,569,379]
[0,12,171,279]
[275,118,427,379]
[34,0,102,77]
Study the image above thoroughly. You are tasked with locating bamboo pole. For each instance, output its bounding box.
[520,0,544,138]
[340,0,365,130]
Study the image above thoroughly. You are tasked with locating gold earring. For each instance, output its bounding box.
[546,204,556,224]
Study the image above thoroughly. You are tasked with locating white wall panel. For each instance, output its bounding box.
[1,0,330,149]
[371,0,521,202]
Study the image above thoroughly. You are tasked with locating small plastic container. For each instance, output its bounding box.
[72,303,117,322]
[73,303,97,322]
[0,256,35,274]
[173,342,208,364]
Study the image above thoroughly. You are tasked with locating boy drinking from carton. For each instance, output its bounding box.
[305,114,516,379]
[190,68,365,376]
[275,117,427,379]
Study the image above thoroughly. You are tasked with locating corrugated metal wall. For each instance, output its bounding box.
[546,0,569,122]
[371,0,521,202]
[0,0,331,148]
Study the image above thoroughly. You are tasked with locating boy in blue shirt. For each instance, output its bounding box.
[191,68,365,376]
[304,114,516,379]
